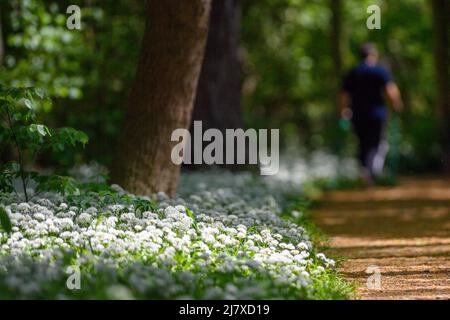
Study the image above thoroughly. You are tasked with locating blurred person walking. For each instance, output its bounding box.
[339,43,403,185]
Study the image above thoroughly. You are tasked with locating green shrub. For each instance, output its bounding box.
[0,85,88,201]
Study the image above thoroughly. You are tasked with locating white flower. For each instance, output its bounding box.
[33,213,46,222]
[0,166,339,299]
[76,213,92,226]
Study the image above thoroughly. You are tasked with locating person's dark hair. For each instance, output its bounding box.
[359,43,378,59]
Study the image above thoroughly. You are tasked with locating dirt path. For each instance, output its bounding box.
[313,177,450,300]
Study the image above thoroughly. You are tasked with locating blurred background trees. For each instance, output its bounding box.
[0,0,447,176]
[431,0,449,173]
[241,0,442,173]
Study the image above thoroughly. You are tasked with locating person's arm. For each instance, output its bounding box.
[338,90,352,120]
[385,81,403,113]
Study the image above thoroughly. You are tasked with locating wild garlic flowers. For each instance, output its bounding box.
[0,170,339,299]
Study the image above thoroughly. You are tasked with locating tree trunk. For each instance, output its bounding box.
[0,6,5,64]
[189,0,244,168]
[329,0,345,155]
[330,0,343,80]
[111,0,212,196]
[431,0,450,173]
[192,0,243,134]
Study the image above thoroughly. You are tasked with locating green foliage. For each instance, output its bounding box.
[282,197,326,244]
[47,127,88,162]
[0,207,13,234]
[1,0,440,172]
[133,197,158,214]
[0,84,88,200]
[311,269,356,300]
[0,162,19,193]
[1,0,85,106]
[185,207,198,231]
[35,174,80,195]
[242,0,336,147]
[64,186,157,214]
[0,0,144,165]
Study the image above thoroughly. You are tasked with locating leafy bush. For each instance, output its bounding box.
[0,85,88,201]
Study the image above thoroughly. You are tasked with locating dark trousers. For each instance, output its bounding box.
[352,117,388,177]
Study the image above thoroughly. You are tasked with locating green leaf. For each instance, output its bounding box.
[185,207,198,231]
[36,174,79,195]
[0,207,13,234]
[77,131,89,146]
[27,124,50,138]
[23,98,34,110]
[34,88,45,99]
[36,124,48,137]
[133,198,157,213]
[49,127,89,151]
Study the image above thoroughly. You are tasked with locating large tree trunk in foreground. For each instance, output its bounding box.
[188,0,244,169]
[111,0,212,196]
[431,0,450,173]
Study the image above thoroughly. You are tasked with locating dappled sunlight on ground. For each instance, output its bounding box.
[313,177,450,300]
[324,177,450,202]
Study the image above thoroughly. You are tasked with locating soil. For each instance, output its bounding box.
[313,177,450,300]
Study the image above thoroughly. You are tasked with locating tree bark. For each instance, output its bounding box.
[188,0,244,169]
[431,0,450,173]
[111,0,212,196]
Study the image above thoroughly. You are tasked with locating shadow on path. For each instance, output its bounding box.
[313,177,450,300]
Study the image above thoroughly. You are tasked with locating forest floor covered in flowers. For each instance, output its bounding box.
[313,177,450,300]
[0,153,357,299]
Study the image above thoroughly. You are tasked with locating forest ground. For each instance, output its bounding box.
[313,177,450,300]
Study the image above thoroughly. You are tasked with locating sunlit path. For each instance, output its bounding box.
[313,177,450,300]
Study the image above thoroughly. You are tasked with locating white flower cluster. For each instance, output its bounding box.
[0,169,338,299]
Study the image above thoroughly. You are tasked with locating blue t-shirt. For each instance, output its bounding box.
[342,62,393,121]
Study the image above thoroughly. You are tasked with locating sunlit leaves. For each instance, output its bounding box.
[0,84,89,199]
[23,99,34,110]
[29,124,51,137]
[2,0,85,105]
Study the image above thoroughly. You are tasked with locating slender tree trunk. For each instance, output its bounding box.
[330,0,343,80]
[431,0,450,173]
[330,0,343,121]
[329,0,345,155]
[111,0,212,196]
[0,6,5,64]
[189,0,244,169]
